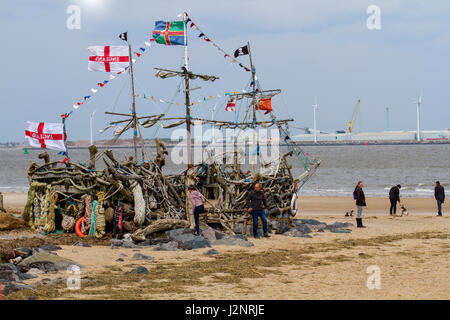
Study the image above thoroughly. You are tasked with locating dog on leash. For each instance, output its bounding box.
[345,210,354,217]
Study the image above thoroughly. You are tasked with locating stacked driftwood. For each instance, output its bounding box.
[22,143,185,238]
[168,150,304,234]
[22,142,315,239]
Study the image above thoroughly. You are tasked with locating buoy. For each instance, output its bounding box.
[75,216,88,237]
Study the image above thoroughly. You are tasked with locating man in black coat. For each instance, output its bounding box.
[434,181,445,216]
[247,183,270,238]
[389,184,401,216]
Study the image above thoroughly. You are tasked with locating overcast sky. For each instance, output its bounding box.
[1,0,450,142]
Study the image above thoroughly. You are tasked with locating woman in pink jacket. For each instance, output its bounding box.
[188,185,206,235]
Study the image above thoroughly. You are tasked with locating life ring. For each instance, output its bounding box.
[290,193,298,216]
[75,217,88,237]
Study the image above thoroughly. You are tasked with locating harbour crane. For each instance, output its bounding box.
[347,99,361,134]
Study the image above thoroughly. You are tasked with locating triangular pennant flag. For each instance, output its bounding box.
[58,151,66,156]
[224,54,229,58]
[73,104,79,109]
[84,96,91,100]
[24,148,29,155]
[159,99,164,103]
[143,94,147,99]
[204,37,211,42]
[103,80,109,84]
[144,41,151,47]
[140,47,145,52]
[135,52,141,57]
[98,83,104,87]
[190,22,195,28]
[91,88,97,93]
[62,157,69,164]
[109,75,116,80]
[209,96,213,99]
[151,96,155,101]
[198,33,205,37]
[132,59,136,63]
[176,102,180,106]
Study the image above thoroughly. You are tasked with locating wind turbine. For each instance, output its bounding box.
[413,93,422,142]
[312,98,318,143]
[90,109,97,146]
[385,106,390,132]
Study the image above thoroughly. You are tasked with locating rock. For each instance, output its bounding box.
[18,251,83,271]
[0,269,19,283]
[128,266,148,274]
[166,228,211,249]
[116,258,124,262]
[201,227,217,242]
[0,211,26,231]
[330,229,352,234]
[132,253,154,261]
[73,241,91,247]
[153,241,182,252]
[23,261,58,273]
[270,220,290,234]
[213,235,254,247]
[282,229,303,237]
[13,247,33,258]
[119,253,128,257]
[110,239,123,247]
[26,268,45,275]
[295,224,312,234]
[296,219,324,225]
[39,243,62,251]
[306,223,327,232]
[204,249,219,255]
[122,240,143,249]
[2,283,35,296]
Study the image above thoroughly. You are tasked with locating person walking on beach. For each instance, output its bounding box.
[434,181,445,216]
[247,183,270,238]
[389,184,401,216]
[353,181,366,228]
[188,185,206,235]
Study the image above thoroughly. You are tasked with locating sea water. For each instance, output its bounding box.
[0,144,448,198]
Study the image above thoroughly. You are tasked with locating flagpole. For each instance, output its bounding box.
[183,12,193,227]
[248,41,257,176]
[62,116,70,163]
[127,37,139,163]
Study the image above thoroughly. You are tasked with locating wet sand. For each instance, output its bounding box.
[1,192,449,300]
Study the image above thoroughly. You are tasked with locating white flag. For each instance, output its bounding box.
[88,46,129,73]
[24,121,66,151]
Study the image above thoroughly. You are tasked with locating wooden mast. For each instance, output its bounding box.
[248,41,257,176]
[183,12,192,226]
[127,37,139,163]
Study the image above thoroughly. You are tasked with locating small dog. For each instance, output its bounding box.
[345,210,354,217]
[399,204,408,216]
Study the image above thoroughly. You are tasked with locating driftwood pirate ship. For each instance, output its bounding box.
[22,14,321,239]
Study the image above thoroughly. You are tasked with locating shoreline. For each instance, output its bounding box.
[2,192,447,216]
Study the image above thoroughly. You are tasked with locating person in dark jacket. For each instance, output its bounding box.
[389,184,401,216]
[247,183,270,238]
[434,181,445,216]
[353,181,366,228]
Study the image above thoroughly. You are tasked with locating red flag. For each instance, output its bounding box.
[225,98,236,112]
[62,157,69,164]
[255,98,273,114]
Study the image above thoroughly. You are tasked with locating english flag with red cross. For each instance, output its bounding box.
[88,46,129,72]
[24,121,66,151]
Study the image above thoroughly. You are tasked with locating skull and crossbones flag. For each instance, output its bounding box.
[119,32,128,42]
[234,45,249,58]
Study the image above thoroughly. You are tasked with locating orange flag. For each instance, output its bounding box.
[256,97,272,114]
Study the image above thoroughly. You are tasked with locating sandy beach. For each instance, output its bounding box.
[1,192,449,300]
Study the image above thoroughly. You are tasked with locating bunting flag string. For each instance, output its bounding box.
[67,36,154,115]
[138,89,249,108]
[184,12,251,73]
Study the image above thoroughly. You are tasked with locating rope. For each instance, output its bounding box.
[88,200,98,237]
